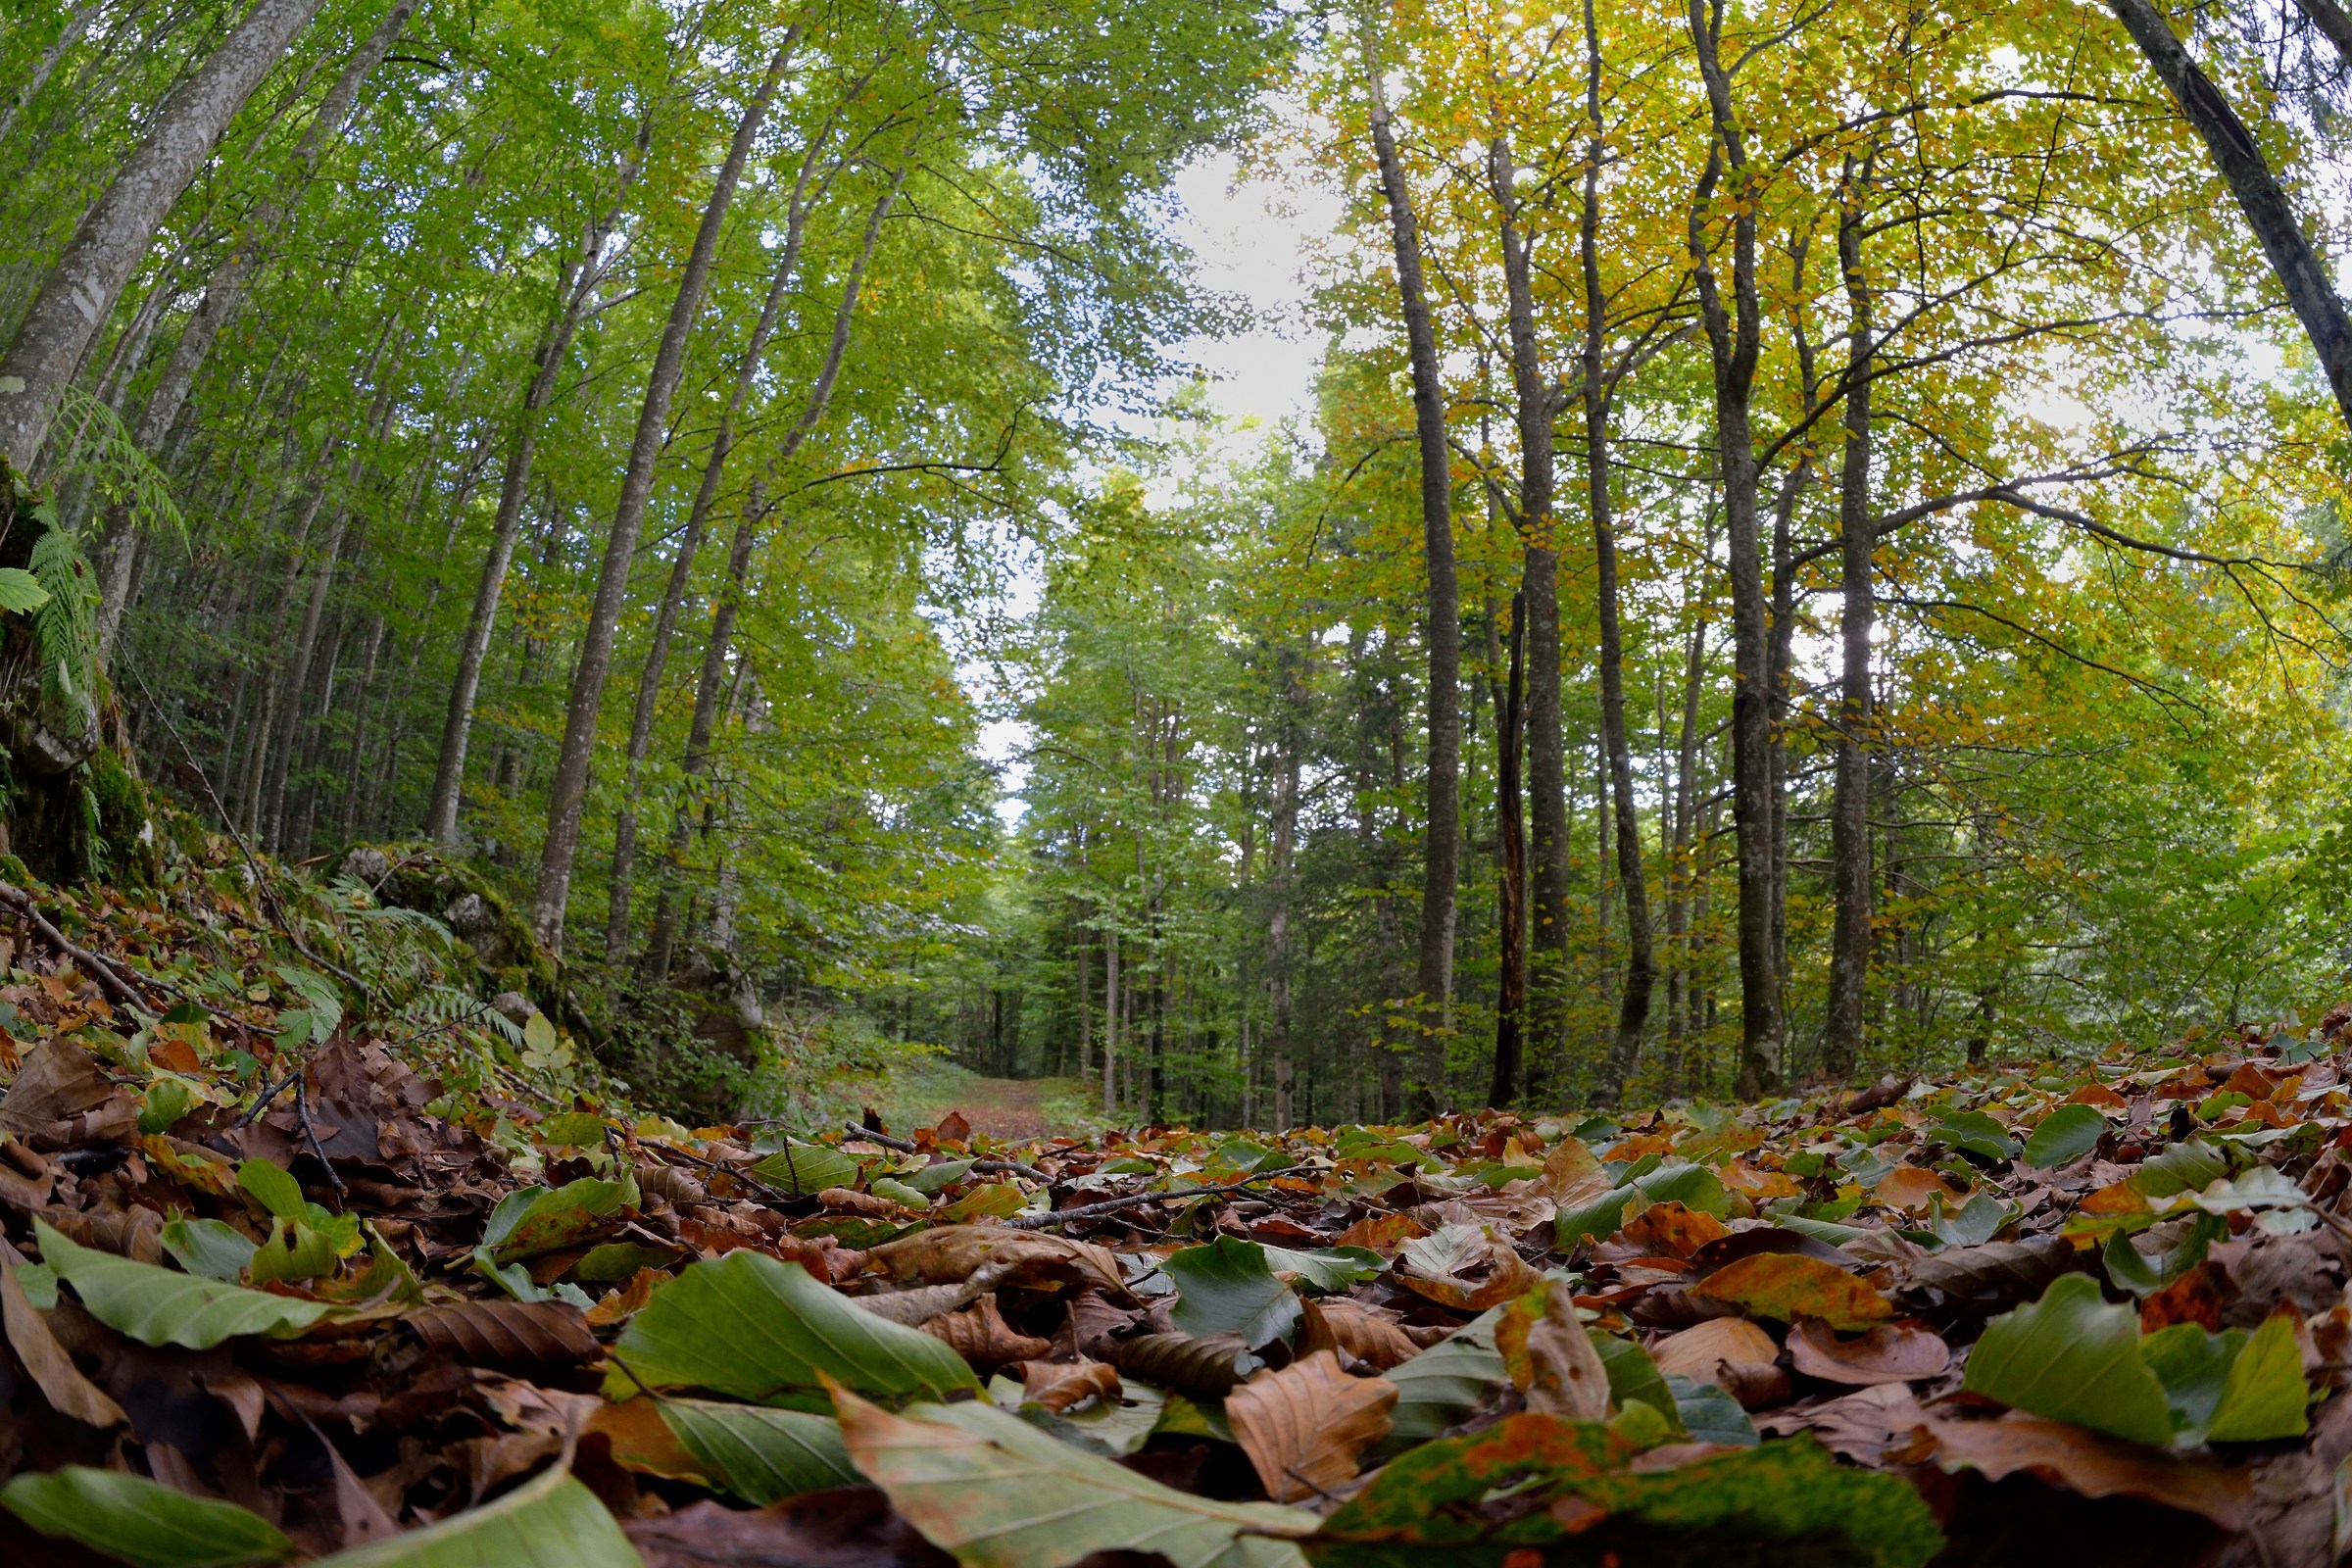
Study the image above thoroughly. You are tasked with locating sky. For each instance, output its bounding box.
[967,146,1341,823]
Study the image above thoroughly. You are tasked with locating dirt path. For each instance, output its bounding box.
[935,1076,1052,1141]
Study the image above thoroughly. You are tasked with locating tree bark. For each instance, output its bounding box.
[1363,24,1460,1113]
[1488,592,1527,1106]
[2108,0,2352,433]
[0,0,328,467]
[94,0,417,655]
[1823,158,1879,1082]
[531,41,795,952]
[1575,19,1656,1106]
[1685,0,1785,1098]
[424,113,653,845]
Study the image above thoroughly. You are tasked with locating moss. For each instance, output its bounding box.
[352,842,561,1011]
[85,747,159,886]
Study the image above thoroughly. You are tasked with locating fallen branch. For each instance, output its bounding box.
[1004,1165,1311,1231]
[0,879,148,1010]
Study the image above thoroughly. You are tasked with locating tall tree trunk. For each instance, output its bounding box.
[1823,157,1879,1082]
[0,0,327,466]
[1267,666,1300,1130]
[1663,618,1705,1091]
[1489,592,1527,1106]
[1363,24,1460,1112]
[2109,0,2352,432]
[607,161,899,955]
[1102,912,1120,1119]
[95,0,417,655]
[531,40,795,952]
[1685,0,1784,1098]
[1575,24,1656,1105]
[1487,134,1568,1098]
[424,114,653,845]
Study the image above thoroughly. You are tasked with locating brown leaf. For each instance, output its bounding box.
[407,1299,601,1369]
[1,1262,123,1427]
[1899,1237,2081,1310]
[1522,1290,1611,1422]
[1925,1412,2251,1530]
[932,1111,972,1145]
[1226,1349,1397,1502]
[0,1040,135,1150]
[1114,1332,1259,1398]
[586,1266,667,1328]
[584,1396,712,1487]
[1298,1298,1420,1371]
[1060,1289,1139,1361]
[1332,1212,1427,1252]
[1651,1316,1781,1388]
[1786,1317,1950,1386]
[818,1187,909,1219]
[920,1294,1052,1373]
[1395,1222,1540,1311]
[625,1486,956,1568]
[1756,1382,1931,1466]
[1873,1164,1971,1214]
[1017,1357,1120,1413]
[868,1225,1127,1298]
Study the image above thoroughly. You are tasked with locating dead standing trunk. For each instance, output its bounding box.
[1364,24,1461,1113]
[0,0,329,466]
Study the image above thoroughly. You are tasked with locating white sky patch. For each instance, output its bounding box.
[1168,146,1339,433]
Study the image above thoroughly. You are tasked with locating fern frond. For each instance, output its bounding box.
[50,387,185,544]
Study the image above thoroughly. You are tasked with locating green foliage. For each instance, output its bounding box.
[35,1219,335,1348]
[1163,1235,1304,1348]
[0,1466,293,1568]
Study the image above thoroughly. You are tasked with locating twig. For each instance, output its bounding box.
[843,1120,1049,1182]
[0,880,147,1009]
[233,1071,301,1129]
[644,1144,798,1208]
[1004,1166,1311,1231]
[294,1074,347,1202]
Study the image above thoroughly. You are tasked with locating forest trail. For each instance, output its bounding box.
[932,1075,1053,1139]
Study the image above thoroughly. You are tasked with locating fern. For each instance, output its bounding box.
[27,524,95,732]
[48,387,184,545]
[395,984,525,1050]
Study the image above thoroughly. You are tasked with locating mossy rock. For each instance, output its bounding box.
[341,842,560,1009]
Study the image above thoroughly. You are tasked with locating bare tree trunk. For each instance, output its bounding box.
[1488,592,1527,1106]
[1824,156,1879,1082]
[0,0,327,466]
[1267,659,1301,1129]
[530,41,795,953]
[424,115,653,845]
[1575,24,1656,1105]
[1363,24,1460,1113]
[96,0,417,653]
[1686,0,1784,1099]
[2110,0,2352,432]
[1102,913,1120,1119]
[606,159,899,955]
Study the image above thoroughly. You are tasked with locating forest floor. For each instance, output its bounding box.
[4,849,2351,1567]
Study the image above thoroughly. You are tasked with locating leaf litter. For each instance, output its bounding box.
[5,868,2352,1561]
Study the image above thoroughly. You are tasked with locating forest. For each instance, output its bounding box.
[6,0,2352,1562]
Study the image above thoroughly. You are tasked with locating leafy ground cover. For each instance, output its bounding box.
[0,858,2348,1565]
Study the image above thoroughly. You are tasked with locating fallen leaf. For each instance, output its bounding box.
[1017,1357,1120,1413]
[1651,1316,1782,1391]
[1926,1412,2249,1528]
[1,1262,123,1427]
[1961,1273,2174,1446]
[1692,1252,1895,1331]
[624,1487,955,1568]
[867,1226,1126,1298]
[1786,1318,1950,1386]
[1395,1222,1540,1311]
[1298,1298,1420,1370]
[1227,1349,1398,1501]
[921,1294,1053,1373]
[408,1299,600,1369]
[1522,1289,1611,1422]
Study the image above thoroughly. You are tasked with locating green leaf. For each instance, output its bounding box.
[482,1176,636,1262]
[247,1217,337,1285]
[2131,1141,2228,1199]
[1961,1274,2174,1445]
[1310,1416,1941,1568]
[1666,1373,1761,1446]
[2102,1212,2226,1298]
[139,1076,195,1134]
[605,1250,976,1402]
[2207,1313,2310,1442]
[2023,1104,2106,1168]
[835,1384,1317,1568]
[1381,1307,1506,1447]
[660,1400,859,1504]
[941,1183,1027,1221]
[1,1465,293,1567]
[1592,1333,1684,1435]
[235,1158,306,1219]
[37,1219,333,1348]
[534,1112,609,1148]
[747,1144,860,1196]
[1556,1184,1640,1248]
[1257,1244,1384,1292]
[2139,1322,2241,1444]
[1931,1111,2020,1162]
[160,1217,259,1283]
[1164,1237,1303,1348]
[308,1465,636,1568]
[903,1157,975,1194]
[0,566,54,614]
[1635,1162,1732,1217]
[1933,1193,2010,1249]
